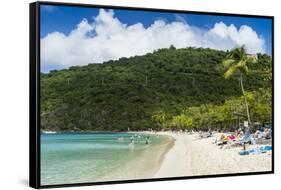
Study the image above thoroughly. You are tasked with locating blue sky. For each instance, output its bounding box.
[40,4,272,73]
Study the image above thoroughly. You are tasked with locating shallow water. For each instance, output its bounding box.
[40,132,171,185]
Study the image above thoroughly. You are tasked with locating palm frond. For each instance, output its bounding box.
[224,64,239,79]
[222,46,257,78]
[222,59,236,68]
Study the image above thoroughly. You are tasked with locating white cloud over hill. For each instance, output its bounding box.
[41,9,265,69]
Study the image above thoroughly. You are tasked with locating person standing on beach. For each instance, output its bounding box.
[242,126,250,150]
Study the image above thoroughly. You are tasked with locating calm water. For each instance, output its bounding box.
[41,132,169,185]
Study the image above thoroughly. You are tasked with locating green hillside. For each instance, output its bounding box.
[40,47,272,132]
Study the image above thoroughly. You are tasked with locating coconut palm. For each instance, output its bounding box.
[223,46,257,126]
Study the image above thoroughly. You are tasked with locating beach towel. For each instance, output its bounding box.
[227,135,236,141]
[239,145,272,156]
[239,150,250,155]
[262,145,272,151]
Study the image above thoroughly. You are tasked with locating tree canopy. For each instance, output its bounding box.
[41,47,272,132]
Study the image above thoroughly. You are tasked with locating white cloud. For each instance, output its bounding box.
[41,9,265,71]
[205,22,265,53]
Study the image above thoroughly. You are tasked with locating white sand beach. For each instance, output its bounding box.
[152,132,272,178]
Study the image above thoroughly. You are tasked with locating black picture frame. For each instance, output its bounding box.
[29,1,274,189]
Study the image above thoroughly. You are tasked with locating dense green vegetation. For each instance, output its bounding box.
[40,46,272,132]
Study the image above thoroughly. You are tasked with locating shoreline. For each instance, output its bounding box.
[41,132,175,185]
[151,131,272,178]
[96,132,175,182]
[41,131,272,184]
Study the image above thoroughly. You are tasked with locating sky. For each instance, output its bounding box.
[40,4,273,73]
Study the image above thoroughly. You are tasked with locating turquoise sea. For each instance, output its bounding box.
[41,132,172,185]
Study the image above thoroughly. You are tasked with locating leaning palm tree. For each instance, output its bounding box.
[223,46,257,127]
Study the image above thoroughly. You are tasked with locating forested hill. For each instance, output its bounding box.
[40,47,272,131]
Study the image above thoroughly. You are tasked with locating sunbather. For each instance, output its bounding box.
[264,128,272,139]
[216,134,228,145]
[254,130,262,139]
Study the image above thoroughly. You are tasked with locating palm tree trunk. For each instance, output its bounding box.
[240,75,251,126]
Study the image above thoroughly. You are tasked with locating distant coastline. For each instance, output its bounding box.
[41,130,134,134]
[41,130,57,134]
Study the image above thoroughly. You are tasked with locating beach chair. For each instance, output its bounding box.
[256,138,272,145]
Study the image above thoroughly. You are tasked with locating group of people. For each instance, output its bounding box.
[214,126,272,150]
[130,134,151,145]
[253,128,272,139]
[118,134,151,146]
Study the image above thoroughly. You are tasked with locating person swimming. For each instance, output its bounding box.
[145,136,150,145]
[130,136,134,143]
